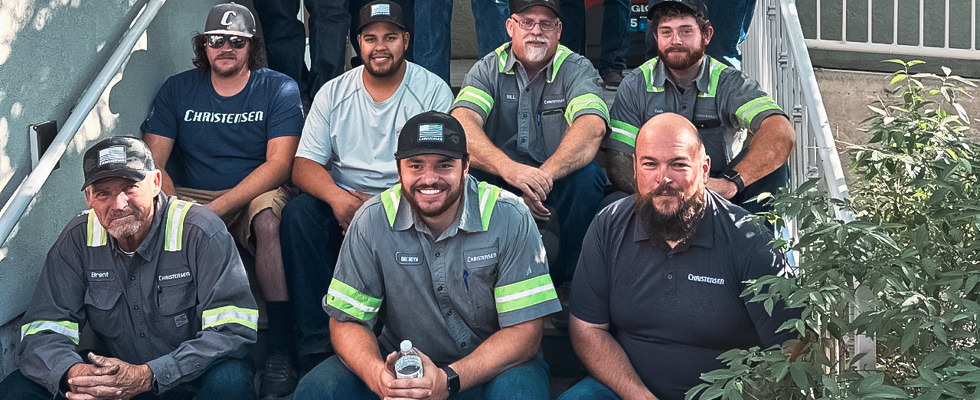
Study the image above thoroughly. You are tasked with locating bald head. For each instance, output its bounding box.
[636,113,705,159]
[633,113,710,198]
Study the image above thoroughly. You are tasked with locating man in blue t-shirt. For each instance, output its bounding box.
[140,3,304,398]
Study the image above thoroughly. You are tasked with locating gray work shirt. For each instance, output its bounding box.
[324,176,561,365]
[452,43,609,165]
[605,55,787,175]
[18,193,258,394]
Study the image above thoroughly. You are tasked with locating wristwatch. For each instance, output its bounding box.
[441,365,460,397]
[721,169,745,196]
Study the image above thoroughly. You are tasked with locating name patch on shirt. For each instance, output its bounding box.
[503,92,518,102]
[543,98,565,106]
[158,269,193,286]
[395,252,423,266]
[688,274,725,285]
[89,270,115,282]
[464,246,498,268]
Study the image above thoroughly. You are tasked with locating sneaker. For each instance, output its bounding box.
[600,69,624,90]
[549,281,572,330]
[259,352,297,399]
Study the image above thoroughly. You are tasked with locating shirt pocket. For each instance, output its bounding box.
[539,108,568,158]
[83,286,123,340]
[459,246,500,317]
[156,268,197,316]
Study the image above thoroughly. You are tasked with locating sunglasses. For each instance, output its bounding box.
[206,34,249,49]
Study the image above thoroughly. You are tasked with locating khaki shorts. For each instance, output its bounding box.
[174,186,296,256]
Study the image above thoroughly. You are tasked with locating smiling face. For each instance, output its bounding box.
[506,6,561,67]
[358,21,409,78]
[84,173,161,244]
[399,154,468,219]
[655,15,712,71]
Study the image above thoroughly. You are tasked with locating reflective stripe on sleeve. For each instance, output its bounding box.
[87,211,107,247]
[164,200,193,252]
[325,279,382,321]
[381,184,403,227]
[202,306,259,331]
[477,181,501,231]
[21,320,80,344]
[454,86,495,115]
[494,274,558,314]
[564,93,609,124]
[735,96,782,129]
[609,119,639,148]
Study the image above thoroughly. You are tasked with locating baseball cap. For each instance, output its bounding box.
[204,2,256,38]
[647,0,709,21]
[358,0,407,32]
[509,0,561,17]
[81,136,156,190]
[395,111,467,160]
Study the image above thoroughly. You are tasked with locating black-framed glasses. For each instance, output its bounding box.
[510,17,558,31]
[206,34,249,49]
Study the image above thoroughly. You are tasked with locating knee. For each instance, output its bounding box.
[252,209,280,239]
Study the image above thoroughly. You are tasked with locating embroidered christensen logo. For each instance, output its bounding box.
[467,252,497,263]
[688,274,725,285]
[159,271,191,281]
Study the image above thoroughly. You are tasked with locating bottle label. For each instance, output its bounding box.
[395,355,424,379]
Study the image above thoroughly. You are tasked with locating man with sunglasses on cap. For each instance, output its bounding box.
[279,0,453,376]
[140,3,305,397]
[0,137,258,399]
[293,111,560,400]
[451,0,609,315]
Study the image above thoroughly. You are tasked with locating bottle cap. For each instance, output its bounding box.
[400,340,412,352]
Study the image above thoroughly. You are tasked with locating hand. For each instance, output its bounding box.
[384,349,448,400]
[365,351,400,399]
[501,163,553,205]
[330,190,369,233]
[521,193,552,222]
[66,353,152,400]
[706,178,738,200]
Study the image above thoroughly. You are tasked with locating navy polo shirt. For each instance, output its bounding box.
[570,191,799,400]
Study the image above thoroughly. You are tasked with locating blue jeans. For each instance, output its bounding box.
[472,161,607,284]
[413,0,453,82]
[557,377,622,400]
[729,163,788,215]
[0,358,255,400]
[472,0,511,58]
[645,0,756,69]
[294,354,550,400]
[280,193,345,356]
[557,0,630,72]
[253,0,307,86]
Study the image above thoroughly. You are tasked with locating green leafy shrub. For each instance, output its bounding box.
[687,61,977,399]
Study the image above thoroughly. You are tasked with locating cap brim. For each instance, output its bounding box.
[358,19,407,33]
[513,3,561,17]
[394,148,465,160]
[203,29,255,38]
[81,170,148,191]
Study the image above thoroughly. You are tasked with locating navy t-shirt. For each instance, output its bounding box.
[140,68,304,191]
[570,191,799,400]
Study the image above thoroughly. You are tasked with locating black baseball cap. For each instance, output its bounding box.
[395,111,467,160]
[81,136,156,190]
[358,0,407,32]
[204,2,256,38]
[647,0,709,21]
[509,0,561,18]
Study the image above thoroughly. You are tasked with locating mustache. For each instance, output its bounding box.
[652,184,682,198]
[369,51,393,58]
[523,35,548,44]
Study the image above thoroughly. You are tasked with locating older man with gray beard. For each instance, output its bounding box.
[451,0,609,311]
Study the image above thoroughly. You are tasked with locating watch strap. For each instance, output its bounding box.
[440,365,460,396]
[723,170,745,195]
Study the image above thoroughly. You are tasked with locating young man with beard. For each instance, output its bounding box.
[603,0,795,214]
[451,0,609,307]
[293,111,560,400]
[559,113,799,400]
[141,3,304,397]
[0,137,258,399]
[279,0,453,377]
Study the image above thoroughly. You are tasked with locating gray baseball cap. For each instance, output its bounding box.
[81,136,156,190]
[204,2,256,38]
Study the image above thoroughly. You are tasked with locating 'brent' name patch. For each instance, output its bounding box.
[89,270,115,282]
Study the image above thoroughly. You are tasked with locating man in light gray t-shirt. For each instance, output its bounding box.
[280,0,453,370]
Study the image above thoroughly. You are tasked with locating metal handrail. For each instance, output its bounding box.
[0,0,168,248]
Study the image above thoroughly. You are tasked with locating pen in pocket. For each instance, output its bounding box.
[463,270,469,291]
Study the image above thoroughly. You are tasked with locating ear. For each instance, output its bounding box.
[150,171,163,195]
[555,20,562,37]
[702,155,711,180]
[403,31,411,51]
[702,25,714,45]
[505,17,516,39]
[632,154,639,182]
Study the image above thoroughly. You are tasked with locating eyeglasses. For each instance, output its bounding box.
[510,17,559,31]
[206,34,249,49]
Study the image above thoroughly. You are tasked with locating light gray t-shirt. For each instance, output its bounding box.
[296,62,454,194]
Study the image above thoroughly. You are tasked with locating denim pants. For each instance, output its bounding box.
[472,161,607,285]
[294,354,551,399]
[557,376,622,400]
[557,0,630,72]
[472,0,511,57]
[413,0,509,83]
[0,358,255,400]
[280,193,346,357]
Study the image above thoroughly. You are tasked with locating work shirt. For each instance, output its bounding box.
[452,43,609,166]
[570,191,799,400]
[605,55,786,176]
[324,176,561,365]
[18,193,258,395]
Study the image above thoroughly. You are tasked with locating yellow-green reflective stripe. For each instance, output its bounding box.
[564,93,609,124]
[21,320,80,344]
[698,59,727,98]
[548,45,572,83]
[455,86,494,115]
[381,184,402,227]
[609,119,639,148]
[326,278,382,321]
[494,43,509,73]
[164,200,193,252]
[735,96,781,128]
[477,182,501,231]
[639,59,662,92]
[202,306,259,330]
[87,211,107,247]
[494,275,557,313]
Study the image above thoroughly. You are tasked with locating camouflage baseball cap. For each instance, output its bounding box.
[81,136,156,190]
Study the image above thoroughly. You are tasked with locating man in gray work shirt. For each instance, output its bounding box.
[294,111,561,400]
[0,137,258,399]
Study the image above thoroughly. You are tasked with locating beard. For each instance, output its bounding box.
[659,40,706,70]
[210,55,247,78]
[363,50,405,78]
[105,206,151,239]
[403,174,466,219]
[522,34,553,64]
[634,184,706,243]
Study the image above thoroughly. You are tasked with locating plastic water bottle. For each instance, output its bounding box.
[395,340,424,378]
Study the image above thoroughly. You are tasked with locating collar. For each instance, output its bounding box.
[648,54,716,93]
[631,191,715,249]
[495,42,574,84]
[390,176,483,236]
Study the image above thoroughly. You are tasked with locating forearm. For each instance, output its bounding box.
[570,318,656,400]
[450,319,542,391]
[539,115,605,180]
[208,160,291,216]
[605,149,636,194]
[330,318,387,394]
[452,108,517,176]
[734,116,795,186]
[293,158,352,207]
